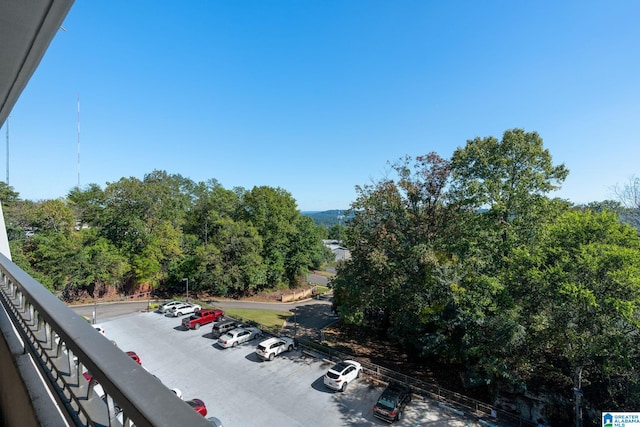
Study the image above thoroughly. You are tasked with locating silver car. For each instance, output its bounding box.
[217,327,262,348]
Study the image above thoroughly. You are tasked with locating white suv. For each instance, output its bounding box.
[169,302,201,317]
[255,337,295,361]
[323,360,362,392]
[159,300,183,314]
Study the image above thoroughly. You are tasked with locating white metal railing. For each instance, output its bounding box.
[0,252,212,427]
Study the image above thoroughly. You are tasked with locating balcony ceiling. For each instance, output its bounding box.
[0,0,74,127]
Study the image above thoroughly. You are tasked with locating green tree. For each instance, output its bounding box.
[285,215,328,282]
[80,228,130,293]
[22,231,83,292]
[99,171,190,287]
[334,153,458,338]
[30,199,76,234]
[510,210,640,413]
[208,217,265,296]
[327,224,346,242]
[0,181,20,205]
[240,186,299,288]
[67,184,105,227]
[451,129,569,263]
[184,179,240,245]
[0,182,27,241]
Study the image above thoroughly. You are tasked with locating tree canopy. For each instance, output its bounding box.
[5,170,332,298]
[4,128,638,425]
[333,129,640,425]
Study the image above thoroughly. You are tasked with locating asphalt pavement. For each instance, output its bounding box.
[92,311,479,426]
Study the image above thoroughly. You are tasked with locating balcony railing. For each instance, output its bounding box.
[0,252,212,427]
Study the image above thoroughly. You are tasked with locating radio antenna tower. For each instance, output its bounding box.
[77,94,80,189]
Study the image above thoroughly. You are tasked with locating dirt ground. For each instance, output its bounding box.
[321,321,491,403]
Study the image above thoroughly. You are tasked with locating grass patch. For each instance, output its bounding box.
[311,270,336,278]
[222,308,292,331]
[314,285,330,294]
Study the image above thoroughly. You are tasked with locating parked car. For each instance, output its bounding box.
[255,337,295,361]
[181,309,224,330]
[211,320,241,338]
[83,371,108,406]
[171,388,183,400]
[372,382,412,422]
[186,398,207,416]
[217,327,262,348]
[159,300,183,314]
[126,351,141,365]
[323,360,362,392]
[169,302,201,317]
[206,416,224,426]
[93,324,106,335]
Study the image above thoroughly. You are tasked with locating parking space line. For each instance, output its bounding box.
[286,364,310,377]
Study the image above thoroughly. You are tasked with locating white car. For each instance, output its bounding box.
[169,303,201,317]
[159,300,183,314]
[93,324,106,335]
[217,327,262,348]
[255,337,295,361]
[171,388,183,399]
[323,360,362,392]
[207,416,224,426]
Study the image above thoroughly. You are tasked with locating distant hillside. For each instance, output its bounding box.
[302,210,350,227]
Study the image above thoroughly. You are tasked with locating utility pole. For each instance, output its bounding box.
[182,278,189,302]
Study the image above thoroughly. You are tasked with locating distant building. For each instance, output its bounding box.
[323,239,351,262]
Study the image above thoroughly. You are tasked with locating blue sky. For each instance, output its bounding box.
[3,1,639,211]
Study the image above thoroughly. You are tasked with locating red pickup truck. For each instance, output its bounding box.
[181,309,224,330]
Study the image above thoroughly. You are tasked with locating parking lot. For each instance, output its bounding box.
[97,310,481,426]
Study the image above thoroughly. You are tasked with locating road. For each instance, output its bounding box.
[70,295,338,340]
[71,270,334,323]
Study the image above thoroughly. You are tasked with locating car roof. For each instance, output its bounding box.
[383,382,411,396]
[330,360,359,373]
[187,398,205,407]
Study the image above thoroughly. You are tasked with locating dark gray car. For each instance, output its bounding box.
[211,320,240,338]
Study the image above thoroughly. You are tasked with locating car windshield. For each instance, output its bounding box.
[376,395,396,411]
[220,333,233,339]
